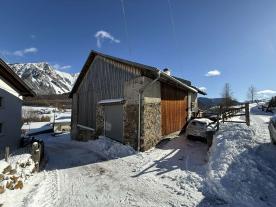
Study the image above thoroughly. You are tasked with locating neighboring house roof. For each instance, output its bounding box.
[0,58,35,97]
[70,50,206,97]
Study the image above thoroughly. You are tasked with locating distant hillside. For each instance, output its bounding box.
[198,97,241,110]
[23,93,71,109]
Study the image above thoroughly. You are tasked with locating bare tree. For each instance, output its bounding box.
[221,83,234,108]
[247,85,257,103]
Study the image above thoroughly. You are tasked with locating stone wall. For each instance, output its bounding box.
[76,129,95,141]
[141,102,161,151]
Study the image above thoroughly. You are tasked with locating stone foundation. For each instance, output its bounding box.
[76,129,95,141]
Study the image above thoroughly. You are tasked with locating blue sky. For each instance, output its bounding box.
[1,0,276,101]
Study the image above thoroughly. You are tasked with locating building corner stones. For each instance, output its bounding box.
[123,76,162,151]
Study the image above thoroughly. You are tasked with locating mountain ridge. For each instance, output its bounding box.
[9,62,78,95]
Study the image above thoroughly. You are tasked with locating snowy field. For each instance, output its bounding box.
[22,106,71,135]
[1,104,276,207]
[22,106,71,121]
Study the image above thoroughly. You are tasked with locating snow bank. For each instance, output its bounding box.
[0,152,36,206]
[207,123,276,206]
[92,136,136,159]
[0,160,9,173]
[10,154,35,176]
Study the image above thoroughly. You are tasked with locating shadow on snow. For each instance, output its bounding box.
[133,135,209,177]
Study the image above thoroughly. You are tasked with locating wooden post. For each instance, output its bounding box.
[216,114,220,131]
[245,103,250,126]
[4,146,9,162]
[220,105,225,123]
[32,142,40,172]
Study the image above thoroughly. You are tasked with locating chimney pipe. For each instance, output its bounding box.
[163,68,171,76]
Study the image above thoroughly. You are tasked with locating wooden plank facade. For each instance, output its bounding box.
[72,56,141,129]
[161,84,188,135]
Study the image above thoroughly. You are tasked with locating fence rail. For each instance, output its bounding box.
[197,103,250,132]
[220,103,250,126]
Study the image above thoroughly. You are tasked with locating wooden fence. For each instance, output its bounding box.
[197,103,250,133]
[220,103,250,126]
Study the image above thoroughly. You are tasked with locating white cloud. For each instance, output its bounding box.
[257,90,276,95]
[13,50,24,57]
[53,64,72,70]
[94,30,120,48]
[205,69,221,77]
[257,89,276,99]
[198,87,207,92]
[0,50,11,56]
[13,47,38,57]
[24,47,37,53]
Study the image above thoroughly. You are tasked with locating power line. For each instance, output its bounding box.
[167,0,183,70]
[167,0,177,46]
[120,0,132,56]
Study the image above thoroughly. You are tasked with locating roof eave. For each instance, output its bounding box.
[69,50,202,97]
[160,72,198,93]
[0,59,36,97]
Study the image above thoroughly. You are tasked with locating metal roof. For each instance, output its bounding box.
[69,50,206,97]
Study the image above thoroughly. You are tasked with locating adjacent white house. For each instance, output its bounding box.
[0,59,35,152]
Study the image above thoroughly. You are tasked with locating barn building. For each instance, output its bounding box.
[0,59,35,152]
[69,51,206,151]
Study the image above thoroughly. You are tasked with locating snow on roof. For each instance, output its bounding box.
[98,98,125,105]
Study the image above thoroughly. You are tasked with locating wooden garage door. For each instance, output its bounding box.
[161,84,188,136]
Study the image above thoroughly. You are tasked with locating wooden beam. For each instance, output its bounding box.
[245,103,250,126]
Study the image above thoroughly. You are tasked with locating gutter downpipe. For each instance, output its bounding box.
[137,70,161,152]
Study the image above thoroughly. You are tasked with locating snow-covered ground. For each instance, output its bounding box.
[22,106,71,135]
[22,106,71,122]
[1,104,276,207]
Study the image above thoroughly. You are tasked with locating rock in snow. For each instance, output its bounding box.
[9,62,78,95]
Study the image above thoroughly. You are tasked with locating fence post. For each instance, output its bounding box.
[4,146,9,162]
[245,103,250,126]
[216,114,220,131]
[31,142,40,172]
[220,105,225,123]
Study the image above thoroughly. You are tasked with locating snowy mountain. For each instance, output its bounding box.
[9,62,78,95]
